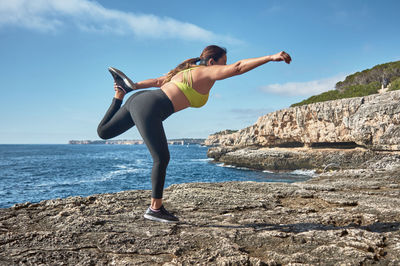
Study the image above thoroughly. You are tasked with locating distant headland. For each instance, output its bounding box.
[69,138,205,145]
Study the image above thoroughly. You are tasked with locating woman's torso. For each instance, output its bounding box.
[161,66,215,112]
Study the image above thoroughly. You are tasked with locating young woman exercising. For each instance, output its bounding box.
[97,45,292,222]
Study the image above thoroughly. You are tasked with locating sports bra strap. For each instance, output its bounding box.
[182,69,188,86]
[188,69,193,87]
[181,68,193,88]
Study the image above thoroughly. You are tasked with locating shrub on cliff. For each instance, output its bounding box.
[212,129,238,136]
[291,60,400,107]
[291,81,380,107]
[336,60,400,92]
[389,77,400,91]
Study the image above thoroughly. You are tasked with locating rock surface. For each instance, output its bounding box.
[1,162,399,265]
[207,146,400,171]
[206,91,400,170]
[206,91,400,150]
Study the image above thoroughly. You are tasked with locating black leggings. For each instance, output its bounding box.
[97,89,174,199]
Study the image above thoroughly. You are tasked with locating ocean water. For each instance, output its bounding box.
[0,144,314,208]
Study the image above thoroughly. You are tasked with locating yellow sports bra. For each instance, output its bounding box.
[171,67,209,108]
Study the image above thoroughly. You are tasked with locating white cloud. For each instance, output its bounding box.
[0,0,239,43]
[260,74,346,97]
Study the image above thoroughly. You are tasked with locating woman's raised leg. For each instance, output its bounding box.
[97,88,135,140]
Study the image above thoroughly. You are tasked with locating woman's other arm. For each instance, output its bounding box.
[136,76,166,89]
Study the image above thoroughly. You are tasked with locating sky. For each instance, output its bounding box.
[0,0,399,144]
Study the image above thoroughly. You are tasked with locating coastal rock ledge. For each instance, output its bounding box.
[206,90,400,170]
[1,164,400,265]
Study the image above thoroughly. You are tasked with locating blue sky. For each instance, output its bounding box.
[0,0,399,144]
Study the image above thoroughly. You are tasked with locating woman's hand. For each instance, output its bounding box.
[113,82,123,92]
[271,51,292,64]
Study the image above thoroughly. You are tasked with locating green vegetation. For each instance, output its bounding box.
[212,129,238,135]
[336,60,400,91]
[291,60,400,107]
[291,82,380,107]
[389,77,400,91]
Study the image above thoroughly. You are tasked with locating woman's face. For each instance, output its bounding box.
[216,54,227,65]
[208,54,227,66]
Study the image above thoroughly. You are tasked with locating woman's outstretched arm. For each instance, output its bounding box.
[234,51,291,74]
[135,76,166,89]
[205,51,291,81]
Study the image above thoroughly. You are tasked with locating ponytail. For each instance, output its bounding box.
[163,57,201,85]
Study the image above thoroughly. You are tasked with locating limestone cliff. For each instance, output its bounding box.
[206,91,400,170]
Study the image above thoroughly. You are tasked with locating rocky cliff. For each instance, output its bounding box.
[206,91,400,170]
[1,160,400,265]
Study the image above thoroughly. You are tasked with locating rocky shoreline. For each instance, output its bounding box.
[206,91,400,172]
[1,156,399,265]
[207,146,400,172]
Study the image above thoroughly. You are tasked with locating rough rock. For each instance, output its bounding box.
[1,163,399,265]
[205,90,400,150]
[207,146,400,171]
[206,91,400,170]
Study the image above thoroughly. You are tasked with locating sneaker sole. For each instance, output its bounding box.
[108,67,135,90]
[143,214,179,223]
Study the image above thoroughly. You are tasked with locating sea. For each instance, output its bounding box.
[0,144,315,209]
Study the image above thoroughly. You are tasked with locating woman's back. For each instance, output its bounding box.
[170,66,215,95]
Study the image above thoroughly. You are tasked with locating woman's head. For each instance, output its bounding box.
[199,45,227,66]
[163,45,227,84]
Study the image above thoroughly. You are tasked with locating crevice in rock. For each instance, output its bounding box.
[275,142,305,148]
[310,142,362,149]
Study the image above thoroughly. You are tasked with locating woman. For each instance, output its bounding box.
[97,45,292,223]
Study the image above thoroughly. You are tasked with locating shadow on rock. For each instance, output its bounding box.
[181,221,400,234]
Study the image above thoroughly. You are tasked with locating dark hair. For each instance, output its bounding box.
[163,45,227,84]
[198,45,227,65]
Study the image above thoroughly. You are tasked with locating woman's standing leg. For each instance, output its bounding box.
[136,117,178,223]
[135,114,170,201]
[125,90,178,222]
